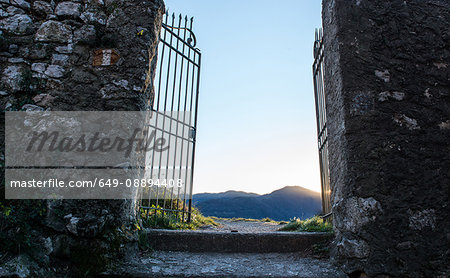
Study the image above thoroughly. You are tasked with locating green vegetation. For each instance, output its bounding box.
[140,205,218,230]
[137,229,151,251]
[0,200,47,254]
[278,216,333,233]
[311,241,331,258]
[261,217,275,223]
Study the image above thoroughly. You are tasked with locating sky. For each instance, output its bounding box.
[163,0,323,195]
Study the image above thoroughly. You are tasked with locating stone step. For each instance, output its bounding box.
[102,251,347,278]
[144,229,333,253]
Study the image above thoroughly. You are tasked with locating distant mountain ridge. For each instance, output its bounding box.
[193,186,322,221]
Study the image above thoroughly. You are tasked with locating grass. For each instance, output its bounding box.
[137,205,218,251]
[140,205,218,230]
[139,200,330,233]
[278,216,333,233]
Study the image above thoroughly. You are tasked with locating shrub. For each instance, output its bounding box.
[278,216,333,233]
[140,203,217,230]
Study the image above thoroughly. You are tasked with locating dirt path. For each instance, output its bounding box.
[200,219,286,233]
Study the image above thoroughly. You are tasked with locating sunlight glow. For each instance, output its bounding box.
[164,0,323,195]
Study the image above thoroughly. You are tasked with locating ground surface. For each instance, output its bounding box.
[200,219,284,233]
[109,251,347,278]
[108,223,343,277]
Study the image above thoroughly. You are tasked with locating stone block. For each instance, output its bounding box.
[55,1,82,18]
[0,14,32,34]
[35,20,72,43]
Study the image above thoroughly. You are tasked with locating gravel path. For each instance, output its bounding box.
[109,251,346,278]
[103,221,345,277]
[200,219,286,233]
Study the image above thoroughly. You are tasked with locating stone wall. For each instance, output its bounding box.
[0,0,164,276]
[322,0,449,277]
[0,0,164,111]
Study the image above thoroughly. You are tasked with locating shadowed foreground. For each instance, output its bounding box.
[102,252,346,278]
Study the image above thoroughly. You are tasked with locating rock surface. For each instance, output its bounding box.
[2,65,23,91]
[0,0,165,276]
[0,13,32,34]
[35,20,72,43]
[322,0,450,277]
[146,229,333,254]
[55,1,81,18]
[106,252,347,278]
[203,219,283,233]
[32,1,53,17]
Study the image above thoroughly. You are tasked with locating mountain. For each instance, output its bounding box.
[193,190,259,203]
[193,186,322,221]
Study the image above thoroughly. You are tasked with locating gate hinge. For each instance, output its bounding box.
[189,128,196,140]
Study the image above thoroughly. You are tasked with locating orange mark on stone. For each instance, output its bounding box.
[93,49,120,66]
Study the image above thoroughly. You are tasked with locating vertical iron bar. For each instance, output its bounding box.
[158,13,176,218]
[186,17,198,223]
[173,16,188,222]
[163,14,182,217]
[187,50,201,223]
[147,11,169,220]
[182,17,196,222]
[179,17,191,222]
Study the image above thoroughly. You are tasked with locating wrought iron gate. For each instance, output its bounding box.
[140,12,201,225]
[312,29,331,218]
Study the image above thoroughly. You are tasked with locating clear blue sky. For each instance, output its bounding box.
[164,0,323,194]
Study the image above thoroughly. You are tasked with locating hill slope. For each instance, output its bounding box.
[193,186,322,221]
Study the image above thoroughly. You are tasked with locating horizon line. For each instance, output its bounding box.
[194,185,321,195]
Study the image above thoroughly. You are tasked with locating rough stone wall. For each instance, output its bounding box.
[0,0,163,111]
[322,0,449,277]
[0,0,164,276]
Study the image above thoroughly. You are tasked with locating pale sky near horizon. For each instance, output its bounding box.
[163,0,323,195]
